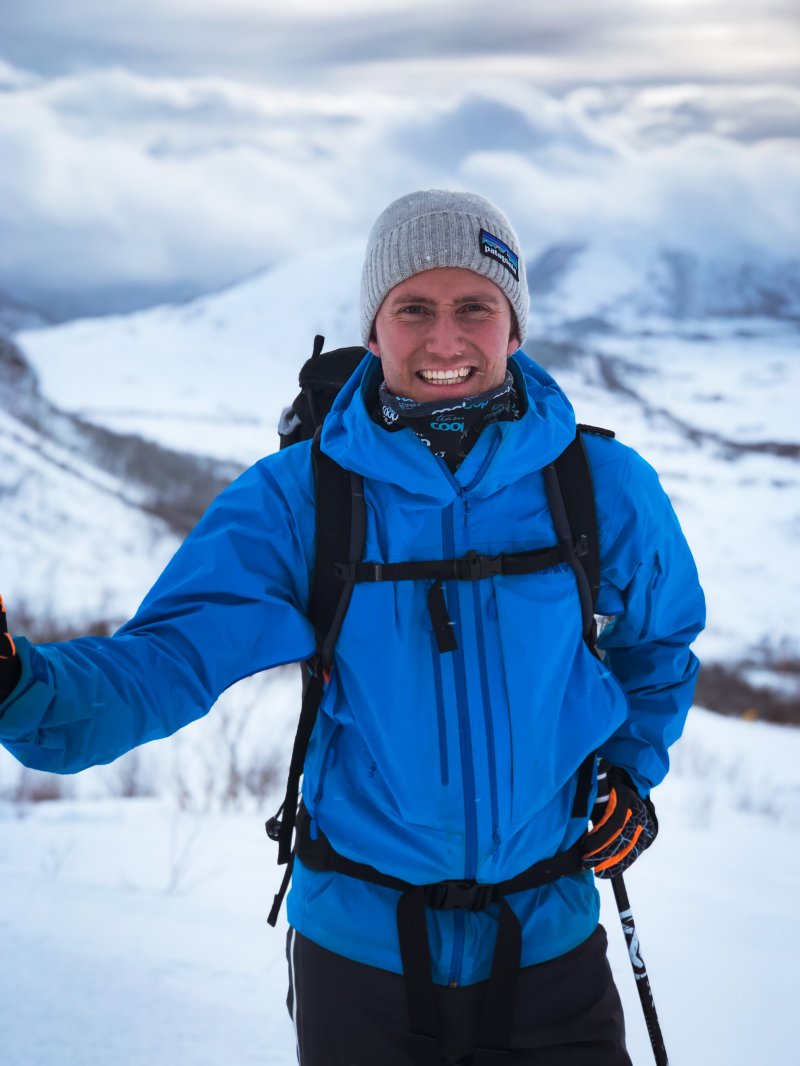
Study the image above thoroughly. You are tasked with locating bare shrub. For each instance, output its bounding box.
[163,810,216,896]
[40,840,75,879]
[110,749,156,799]
[11,768,68,805]
[242,756,282,804]
[695,662,800,726]
[8,600,116,644]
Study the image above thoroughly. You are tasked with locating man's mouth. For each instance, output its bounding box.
[417,367,473,384]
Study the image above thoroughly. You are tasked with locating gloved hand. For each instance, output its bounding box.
[582,760,658,878]
[0,595,21,700]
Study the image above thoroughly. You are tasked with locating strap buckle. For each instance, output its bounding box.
[456,551,505,581]
[424,879,497,911]
[333,561,383,581]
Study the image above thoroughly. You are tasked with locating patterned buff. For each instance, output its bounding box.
[378,372,520,471]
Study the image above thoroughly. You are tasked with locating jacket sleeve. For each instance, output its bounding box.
[593,443,706,796]
[0,456,317,774]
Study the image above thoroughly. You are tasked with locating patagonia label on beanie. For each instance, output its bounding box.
[479,229,519,281]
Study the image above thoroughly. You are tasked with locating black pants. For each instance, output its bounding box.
[286,925,632,1065]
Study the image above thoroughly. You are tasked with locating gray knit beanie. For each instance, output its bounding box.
[360,189,528,348]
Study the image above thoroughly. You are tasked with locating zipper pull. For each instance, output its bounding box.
[428,580,458,653]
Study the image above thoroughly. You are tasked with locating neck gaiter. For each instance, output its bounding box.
[377,372,520,472]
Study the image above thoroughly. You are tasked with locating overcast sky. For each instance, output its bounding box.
[2,0,798,90]
[1,0,797,316]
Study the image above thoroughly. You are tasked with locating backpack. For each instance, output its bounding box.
[268,335,614,1061]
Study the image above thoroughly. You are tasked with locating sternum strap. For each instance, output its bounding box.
[333,543,572,585]
[335,542,576,653]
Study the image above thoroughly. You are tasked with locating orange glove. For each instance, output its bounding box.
[582,761,658,878]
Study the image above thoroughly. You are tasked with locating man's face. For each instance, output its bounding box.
[370,267,520,402]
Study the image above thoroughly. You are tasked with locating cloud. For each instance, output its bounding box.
[2,1,798,87]
[0,62,798,315]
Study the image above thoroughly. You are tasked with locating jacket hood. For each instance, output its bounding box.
[320,350,576,503]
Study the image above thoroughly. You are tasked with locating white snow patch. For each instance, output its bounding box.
[0,708,797,1065]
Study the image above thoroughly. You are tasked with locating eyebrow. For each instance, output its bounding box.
[389,293,501,307]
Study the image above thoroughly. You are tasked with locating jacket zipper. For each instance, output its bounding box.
[460,436,505,859]
[471,582,501,860]
[442,502,479,880]
[429,632,449,786]
[436,441,503,986]
[443,501,477,987]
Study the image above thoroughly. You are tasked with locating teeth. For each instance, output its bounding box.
[419,367,472,383]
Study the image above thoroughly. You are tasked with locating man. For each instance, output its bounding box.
[0,190,704,1065]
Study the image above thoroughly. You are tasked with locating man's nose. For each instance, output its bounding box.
[424,312,464,358]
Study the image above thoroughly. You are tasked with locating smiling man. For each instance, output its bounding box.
[368,265,521,474]
[372,268,518,397]
[0,190,704,1065]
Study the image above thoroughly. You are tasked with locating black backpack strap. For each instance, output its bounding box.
[295,803,584,1061]
[545,424,613,817]
[266,432,366,917]
[309,431,366,665]
[545,425,609,645]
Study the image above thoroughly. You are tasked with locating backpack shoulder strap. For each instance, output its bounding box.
[545,423,614,648]
[265,431,367,903]
[552,425,607,615]
[310,430,367,666]
[546,423,614,818]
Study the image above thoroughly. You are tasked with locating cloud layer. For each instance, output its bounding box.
[3,1,798,86]
[1,58,798,315]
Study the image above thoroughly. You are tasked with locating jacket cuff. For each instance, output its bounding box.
[0,638,56,741]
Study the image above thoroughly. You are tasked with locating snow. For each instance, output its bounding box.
[14,241,365,467]
[1,707,797,1065]
[0,410,182,625]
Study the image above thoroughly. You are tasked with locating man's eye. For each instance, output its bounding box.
[400,305,426,315]
[461,304,488,314]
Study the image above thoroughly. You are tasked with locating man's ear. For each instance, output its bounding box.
[369,330,382,358]
[506,307,520,355]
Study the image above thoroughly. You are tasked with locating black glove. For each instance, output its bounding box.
[582,761,658,878]
[0,595,21,701]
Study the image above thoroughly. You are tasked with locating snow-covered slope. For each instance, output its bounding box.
[12,242,365,466]
[1,707,796,1066]
[1,334,241,626]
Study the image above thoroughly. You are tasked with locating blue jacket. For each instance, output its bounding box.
[0,352,704,986]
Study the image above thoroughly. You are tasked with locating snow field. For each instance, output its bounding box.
[1,707,798,1066]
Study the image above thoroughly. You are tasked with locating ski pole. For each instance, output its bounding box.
[611,873,669,1066]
